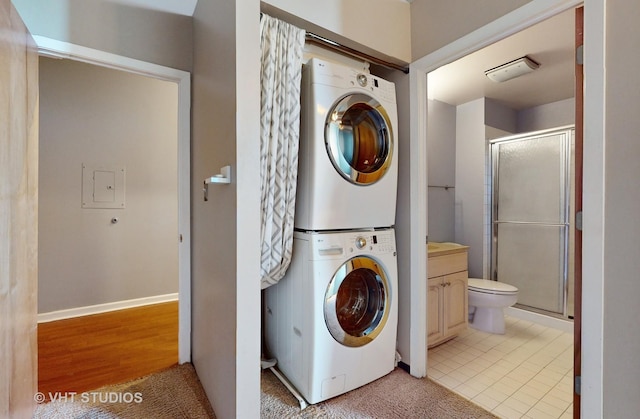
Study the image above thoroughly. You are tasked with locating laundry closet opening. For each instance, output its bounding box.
[262,33,402,405]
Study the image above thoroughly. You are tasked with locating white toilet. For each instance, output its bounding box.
[468,278,518,334]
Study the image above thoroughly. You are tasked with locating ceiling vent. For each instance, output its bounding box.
[485,56,540,83]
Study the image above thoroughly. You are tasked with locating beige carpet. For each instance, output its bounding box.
[35,364,496,418]
[34,364,215,419]
[261,367,497,418]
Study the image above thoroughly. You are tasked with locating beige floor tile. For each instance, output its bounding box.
[502,395,535,414]
[524,407,558,419]
[511,388,541,406]
[533,400,565,417]
[454,383,482,399]
[472,392,502,411]
[434,374,461,389]
[540,393,571,411]
[493,403,526,419]
[448,368,474,383]
[427,315,573,419]
[481,387,510,403]
[427,366,446,379]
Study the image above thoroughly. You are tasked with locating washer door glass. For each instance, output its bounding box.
[324,256,390,347]
[325,93,393,185]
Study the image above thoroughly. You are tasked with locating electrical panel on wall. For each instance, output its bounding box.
[81,164,126,209]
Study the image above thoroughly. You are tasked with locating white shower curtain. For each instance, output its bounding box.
[259,14,305,289]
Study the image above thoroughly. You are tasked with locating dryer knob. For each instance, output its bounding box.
[355,237,367,249]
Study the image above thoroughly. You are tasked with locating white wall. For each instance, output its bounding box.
[12,0,193,71]
[452,98,520,279]
[261,0,411,63]
[372,64,411,367]
[453,95,573,283]
[599,1,640,416]
[38,57,178,313]
[191,1,261,418]
[410,0,532,59]
[454,98,574,285]
[485,98,517,133]
[517,97,575,132]
[454,99,486,277]
[427,99,456,242]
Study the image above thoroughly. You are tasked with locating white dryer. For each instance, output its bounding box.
[264,228,398,404]
[295,58,398,231]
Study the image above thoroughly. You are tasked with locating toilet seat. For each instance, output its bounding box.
[468,278,518,295]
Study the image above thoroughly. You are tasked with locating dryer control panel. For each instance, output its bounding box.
[306,57,396,104]
[309,229,396,260]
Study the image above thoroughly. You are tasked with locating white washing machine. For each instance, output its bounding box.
[295,58,399,231]
[264,228,398,404]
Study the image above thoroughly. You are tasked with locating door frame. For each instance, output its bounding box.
[408,0,583,376]
[34,36,192,363]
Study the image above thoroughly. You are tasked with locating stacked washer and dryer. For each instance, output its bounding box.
[264,58,400,405]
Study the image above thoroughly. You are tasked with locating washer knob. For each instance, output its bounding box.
[357,74,368,87]
[355,236,367,249]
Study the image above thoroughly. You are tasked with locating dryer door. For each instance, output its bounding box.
[325,93,394,185]
[324,256,391,347]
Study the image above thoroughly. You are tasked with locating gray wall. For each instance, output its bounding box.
[517,98,575,132]
[192,1,261,418]
[443,97,573,280]
[38,57,178,313]
[486,98,517,133]
[410,0,532,59]
[427,99,456,242]
[13,0,192,72]
[454,99,486,277]
[372,65,411,369]
[262,0,411,63]
[601,1,640,415]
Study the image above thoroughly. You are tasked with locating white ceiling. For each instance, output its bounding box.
[428,9,576,110]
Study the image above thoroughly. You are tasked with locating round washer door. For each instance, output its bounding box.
[324,256,391,347]
[325,93,394,185]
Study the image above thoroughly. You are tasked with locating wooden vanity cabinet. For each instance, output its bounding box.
[427,247,469,348]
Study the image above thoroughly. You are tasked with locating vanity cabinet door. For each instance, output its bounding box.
[427,277,444,344]
[444,271,468,337]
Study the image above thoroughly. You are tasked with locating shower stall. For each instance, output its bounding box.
[490,126,574,318]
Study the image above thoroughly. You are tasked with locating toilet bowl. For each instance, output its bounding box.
[468,278,518,334]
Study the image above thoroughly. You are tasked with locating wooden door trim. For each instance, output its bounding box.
[573,6,584,418]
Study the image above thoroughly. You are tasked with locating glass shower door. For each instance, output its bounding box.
[491,127,572,315]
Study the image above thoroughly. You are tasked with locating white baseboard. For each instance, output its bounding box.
[38,293,179,323]
[505,306,574,334]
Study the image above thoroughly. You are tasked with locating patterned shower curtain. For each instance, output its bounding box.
[259,14,305,289]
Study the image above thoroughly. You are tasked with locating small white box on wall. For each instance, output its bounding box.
[81,164,126,209]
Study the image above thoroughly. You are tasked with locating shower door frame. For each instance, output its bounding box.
[490,125,574,318]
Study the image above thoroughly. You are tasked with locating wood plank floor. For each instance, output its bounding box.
[38,301,178,397]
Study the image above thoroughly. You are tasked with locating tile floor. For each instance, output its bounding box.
[428,315,573,419]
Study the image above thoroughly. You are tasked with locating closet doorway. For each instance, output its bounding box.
[35,38,191,393]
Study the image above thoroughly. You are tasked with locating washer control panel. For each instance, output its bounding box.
[347,230,396,255]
